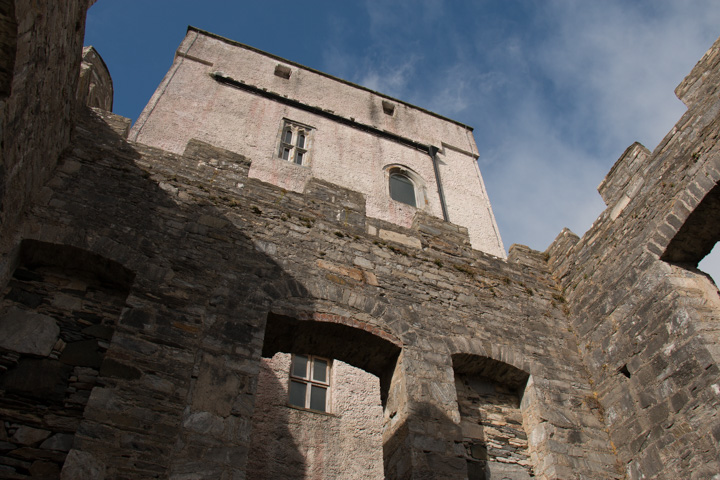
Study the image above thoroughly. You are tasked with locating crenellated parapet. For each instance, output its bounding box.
[548,34,720,480]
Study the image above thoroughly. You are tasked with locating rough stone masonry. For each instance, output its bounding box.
[0,2,718,479]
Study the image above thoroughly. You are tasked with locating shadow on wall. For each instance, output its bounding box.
[662,181,720,284]
[247,356,306,479]
[0,104,428,478]
[0,107,319,477]
[452,354,533,480]
[0,0,16,99]
[249,350,389,479]
[259,312,401,478]
[0,240,133,477]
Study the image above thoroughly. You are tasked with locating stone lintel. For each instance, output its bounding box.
[378,229,422,249]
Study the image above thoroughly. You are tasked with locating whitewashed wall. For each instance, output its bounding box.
[130,28,505,257]
[247,353,384,479]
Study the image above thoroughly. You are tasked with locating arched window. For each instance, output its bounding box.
[389,172,416,207]
[385,165,426,208]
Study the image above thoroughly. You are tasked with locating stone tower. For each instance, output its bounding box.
[0,3,719,479]
[128,28,506,259]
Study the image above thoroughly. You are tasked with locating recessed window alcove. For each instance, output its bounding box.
[249,312,403,479]
[452,354,534,480]
[384,164,427,209]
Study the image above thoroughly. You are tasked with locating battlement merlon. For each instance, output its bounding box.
[675,34,720,108]
[597,142,650,209]
[596,35,720,220]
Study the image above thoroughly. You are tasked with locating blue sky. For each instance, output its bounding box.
[85,1,720,280]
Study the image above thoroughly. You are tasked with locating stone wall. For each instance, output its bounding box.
[0,240,131,478]
[547,35,720,480]
[0,0,16,99]
[0,2,718,478]
[453,356,533,480]
[0,0,92,281]
[0,105,618,478]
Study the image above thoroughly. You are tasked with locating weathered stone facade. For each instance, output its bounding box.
[546,37,720,479]
[0,3,718,479]
[0,0,94,272]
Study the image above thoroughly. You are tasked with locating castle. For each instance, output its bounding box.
[0,2,719,479]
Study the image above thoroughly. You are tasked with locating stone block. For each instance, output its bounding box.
[0,307,59,356]
[487,460,534,479]
[59,339,102,368]
[99,358,142,379]
[378,229,422,249]
[60,449,106,480]
[191,353,243,417]
[316,259,364,281]
[0,358,72,401]
[29,460,61,478]
[40,434,75,452]
[11,426,51,446]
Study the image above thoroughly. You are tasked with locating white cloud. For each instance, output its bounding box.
[357,55,421,97]
[699,245,720,284]
[533,0,720,151]
[319,0,720,279]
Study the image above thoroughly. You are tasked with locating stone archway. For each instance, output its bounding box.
[252,312,403,479]
[661,181,720,268]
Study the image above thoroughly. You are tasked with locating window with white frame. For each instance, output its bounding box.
[278,120,312,166]
[288,354,331,412]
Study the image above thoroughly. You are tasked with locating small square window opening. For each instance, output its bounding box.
[382,100,395,116]
[274,64,292,79]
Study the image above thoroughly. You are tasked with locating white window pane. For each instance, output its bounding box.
[390,174,416,207]
[310,385,327,411]
[312,358,327,383]
[297,133,305,148]
[292,354,308,378]
[289,380,307,407]
[295,151,304,165]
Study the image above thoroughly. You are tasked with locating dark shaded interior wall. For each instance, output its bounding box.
[0,0,16,98]
[0,0,92,281]
[0,240,131,478]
